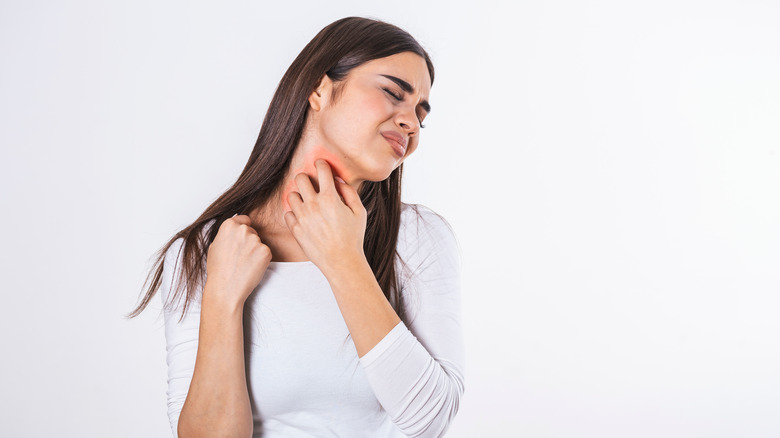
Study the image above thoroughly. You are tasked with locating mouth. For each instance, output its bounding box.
[381,131,407,158]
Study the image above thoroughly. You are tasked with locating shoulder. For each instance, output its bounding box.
[400,202,458,241]
[398,202,461,266]
[160,219,216,308]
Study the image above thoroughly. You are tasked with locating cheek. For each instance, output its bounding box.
[328,95,381,129]
[405,139,419,157]
[319,92,393,151]
[357,93,393,120]
[320,111,360,145]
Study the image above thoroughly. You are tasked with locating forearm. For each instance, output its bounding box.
[326,255,464,436]
[360,324,464,437]
[323,257,401,358]
[177,286,253,438]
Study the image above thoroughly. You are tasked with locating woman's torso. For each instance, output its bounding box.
[242,261,403,437]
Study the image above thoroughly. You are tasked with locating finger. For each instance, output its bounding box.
[227,215,262,239]
[231,214,251,226]
[287,190,304,211]
[283,210,298,232]
[315,159,336,194]
[334,178,363,212]
[294,172,317,199]
[333,176,347,204]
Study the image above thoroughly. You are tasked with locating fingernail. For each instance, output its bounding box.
[335,176,346,184]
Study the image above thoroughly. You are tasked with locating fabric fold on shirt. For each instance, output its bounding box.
[360,320,465,438]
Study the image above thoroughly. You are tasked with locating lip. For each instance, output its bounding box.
[381,131,407,158]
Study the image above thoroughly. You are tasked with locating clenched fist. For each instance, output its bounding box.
[204,214,272,308]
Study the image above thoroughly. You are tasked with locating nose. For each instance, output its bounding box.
[396,105,420,135]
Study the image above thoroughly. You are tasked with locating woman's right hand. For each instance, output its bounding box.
[204,214,272,308]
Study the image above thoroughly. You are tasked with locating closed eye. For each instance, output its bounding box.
[383,88,402,101]
[383,88,426,129]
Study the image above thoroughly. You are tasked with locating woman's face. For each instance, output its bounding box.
[311,51,432,183]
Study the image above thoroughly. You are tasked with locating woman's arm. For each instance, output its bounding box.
[329,207,464,438]
[163,217,271,438]
[284,162,464,437]
[176,290,253,438]
[162,240,253,438]
[324,257,402,357]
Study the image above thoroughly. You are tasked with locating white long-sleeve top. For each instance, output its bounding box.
[160,203,464,437]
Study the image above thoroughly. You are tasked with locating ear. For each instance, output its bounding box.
[308,74,333,112]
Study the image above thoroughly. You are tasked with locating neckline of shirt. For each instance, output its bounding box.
[267,260,316,269]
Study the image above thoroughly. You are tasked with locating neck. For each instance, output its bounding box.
[251,131,364,234]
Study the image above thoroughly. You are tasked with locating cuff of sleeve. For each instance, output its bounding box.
[359,320,407,368]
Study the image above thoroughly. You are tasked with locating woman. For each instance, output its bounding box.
[129,16,464,437]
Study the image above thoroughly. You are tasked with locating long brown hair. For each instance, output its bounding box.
[127,17,435,324]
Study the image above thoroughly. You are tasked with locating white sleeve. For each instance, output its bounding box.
[359,206,465,438]
[159,238,203,438]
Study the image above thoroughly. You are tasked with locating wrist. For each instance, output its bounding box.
[321,253,372,286]
[202,282,246,315]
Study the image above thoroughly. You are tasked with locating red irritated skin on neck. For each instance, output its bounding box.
[281,144,350,213]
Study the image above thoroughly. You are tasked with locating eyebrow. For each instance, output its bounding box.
[380,74,431,114]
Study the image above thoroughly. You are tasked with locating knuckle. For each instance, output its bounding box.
[257,245,272,261]
[259,244,271,256]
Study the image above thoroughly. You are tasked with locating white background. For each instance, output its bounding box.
[1,1,778,437]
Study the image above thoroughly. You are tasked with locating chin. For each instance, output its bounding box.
[359,160,400,182]
[361,172,392,183]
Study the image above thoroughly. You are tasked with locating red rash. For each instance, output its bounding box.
[281,144,349,213]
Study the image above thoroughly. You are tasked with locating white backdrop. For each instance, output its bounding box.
[1,1,778,437]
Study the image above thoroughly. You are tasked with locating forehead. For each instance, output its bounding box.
[354,52,432,95]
